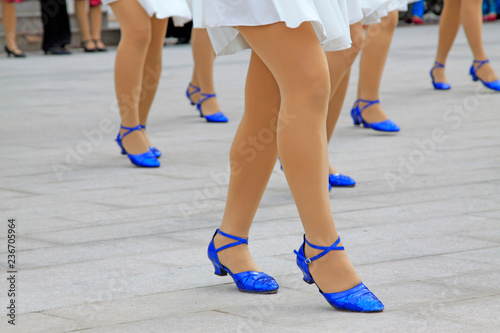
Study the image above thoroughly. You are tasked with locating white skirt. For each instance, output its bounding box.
[104,0,192,26]
[192,0,351,56]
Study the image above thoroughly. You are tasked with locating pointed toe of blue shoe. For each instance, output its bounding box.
[128,151,160,168]
[433,82,451,90]
[329,174,356,187]
[322,283,384,312]
[205,112,229,123]
[368,119,400,132]
[232,271,279,293]
[482,80,500,91]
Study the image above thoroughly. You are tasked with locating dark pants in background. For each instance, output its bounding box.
[40,0,71,51]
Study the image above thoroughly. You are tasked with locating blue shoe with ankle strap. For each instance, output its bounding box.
[207,229,279,293]
[138,125,161,158]
[116,125,160,168]
[197,93,229,123]
[329,173,356,187]
[294,235,384,312]
[470,59,500,92]
[351,99,400,132]
[430,61,451,90]
[185,83,200,106]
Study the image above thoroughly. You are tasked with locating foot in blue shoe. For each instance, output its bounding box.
[351,99,400,132]
[197,93,229,123]
[430,61,451,90]
[329,173,355,187]
[116,125,160,168]
[138,125,161,158]
[294,235,384,312]
[470,59,500,92]
[207,229,279,293]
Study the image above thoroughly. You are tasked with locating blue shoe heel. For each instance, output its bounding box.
[197,93,229,123]
[350,99,400,132]
[207,229,279,293]
[138,125,161,158]
[294,235,384,312]
[115,125,160,168]
[470,59,500,92]
[186,83,201,106]
[430,61,451,90]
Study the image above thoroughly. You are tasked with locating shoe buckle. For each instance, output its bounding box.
[305,258,312,265]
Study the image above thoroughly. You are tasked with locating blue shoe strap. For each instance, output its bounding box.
[118,124,142,140]
[139,125,146,130]
[294,236,344,265]
[432,61,445,70]
[187,83,201,97]
[357,99,380,112]
[215,229,248,253]
[473,59,490,71]
[198,93,217,105]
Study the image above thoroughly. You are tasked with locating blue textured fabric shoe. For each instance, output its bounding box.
[116,125,160,168]
[430,61,451,90]
[470,59,500,92]
[294,235,384,312]
[208,229,279,294]
[197,93,229,123]
[329,173,355,187]
[138,125,161,158]
[351,99,400,132]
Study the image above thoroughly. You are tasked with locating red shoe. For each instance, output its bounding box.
[486,13,497,22]
[412,16,424,25]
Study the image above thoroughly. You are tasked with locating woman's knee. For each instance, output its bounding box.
[122,21,152,48]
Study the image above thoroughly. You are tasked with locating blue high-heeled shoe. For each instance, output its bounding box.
[138,125,161,158]
[197,93,229,123]
[430,61,451,90]
[207,229,279,293]
[294,235,384,312]
[329,174,355,187]
[351,99,400,132]
[185,83,200,106]
[116,125,160,168]
[470,59,500,92]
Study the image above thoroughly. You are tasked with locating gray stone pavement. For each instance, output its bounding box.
[0,22,499,333]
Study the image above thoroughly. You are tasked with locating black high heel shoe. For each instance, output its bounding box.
[94,39,107,52]
[5,46,26,58]
[81,40,96,53]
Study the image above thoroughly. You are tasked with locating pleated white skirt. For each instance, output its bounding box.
[103,0,192,26]
[192,0,351,56]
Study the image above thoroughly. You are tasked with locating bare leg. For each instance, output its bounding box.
[357,11,399,124]
[214,51,280,273]
[75,0,96,50]
[220,22,360,293]
[110,0,152,154]
[327,72,350,175]
[325,22,364,174]
[1,1,21,52]
[433,0,461,83]
[138,17,168,146]
[89,4,106,49]
[461,0,499,81]
[191,28,221,115]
